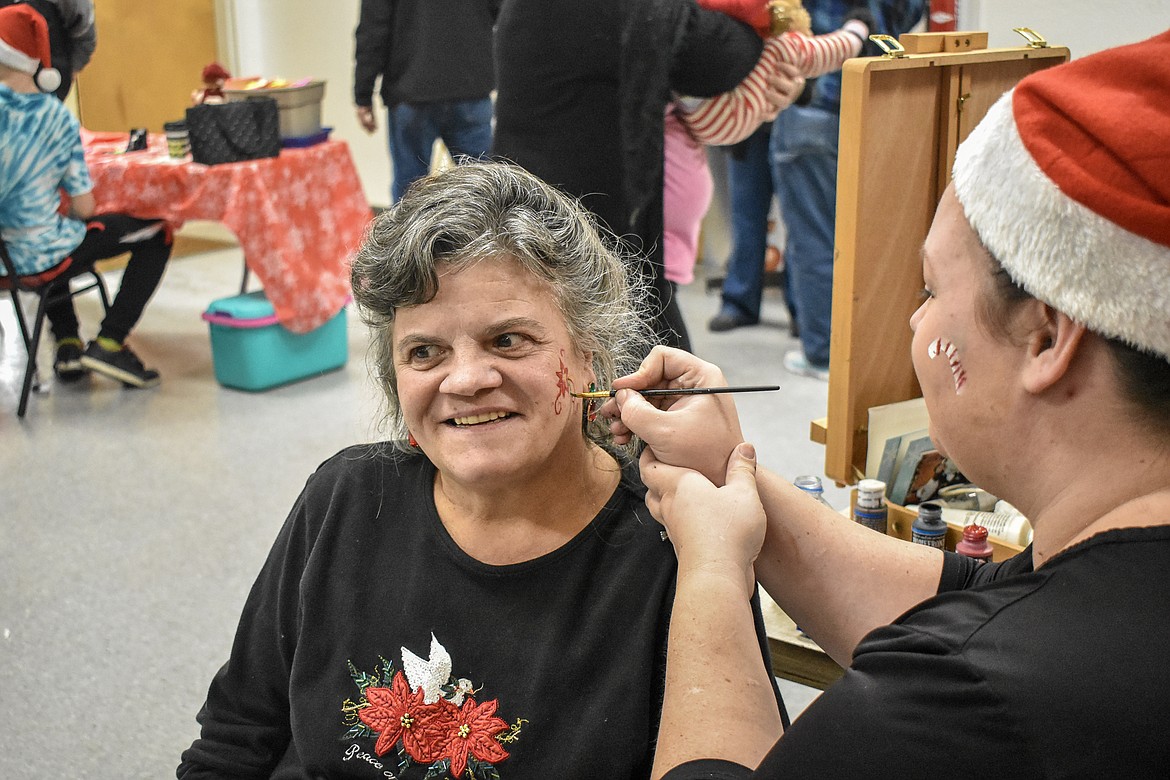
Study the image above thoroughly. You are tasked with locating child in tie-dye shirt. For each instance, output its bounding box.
[0,4,171,388]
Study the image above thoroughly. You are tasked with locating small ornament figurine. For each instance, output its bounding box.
[767,0,812,35]
[192,61,230,105]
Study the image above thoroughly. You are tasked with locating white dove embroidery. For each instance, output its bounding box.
[401,633,452,705]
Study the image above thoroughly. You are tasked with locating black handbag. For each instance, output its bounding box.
[186,97,282,165]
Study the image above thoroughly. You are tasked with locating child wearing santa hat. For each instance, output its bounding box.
[0,3,172,389]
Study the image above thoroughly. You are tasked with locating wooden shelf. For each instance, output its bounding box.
[885,501,1024,562]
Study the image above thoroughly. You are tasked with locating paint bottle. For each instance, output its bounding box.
[956,523,994,563]
[911,501,947,549]
[794,475,833,509]
[932,506,1033,547]
[853,479,888,534]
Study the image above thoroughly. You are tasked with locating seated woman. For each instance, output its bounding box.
[177,161,784,780]
[609,31,1170,778]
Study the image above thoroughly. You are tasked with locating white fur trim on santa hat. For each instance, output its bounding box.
[0,35,39,75]
[953,91,1170,360]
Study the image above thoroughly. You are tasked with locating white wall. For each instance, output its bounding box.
[220,0,392,208]
[959,0,1170,58]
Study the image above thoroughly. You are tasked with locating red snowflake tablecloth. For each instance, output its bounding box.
[83,132,373,333]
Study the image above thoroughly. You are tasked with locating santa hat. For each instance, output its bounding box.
[952,29,1170,360]
[0,4,61,93]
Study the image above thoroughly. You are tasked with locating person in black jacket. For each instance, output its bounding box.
[352,0,499,204]
[492,0,804,352]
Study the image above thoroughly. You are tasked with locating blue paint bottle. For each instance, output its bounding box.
[912,501,947,549]
[853,479,888,534]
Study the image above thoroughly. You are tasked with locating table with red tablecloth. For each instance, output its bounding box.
[82,132,372,333]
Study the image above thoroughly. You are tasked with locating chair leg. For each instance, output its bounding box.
[17,293,50,418]
[93,271,111,312]
[8,288,33,351]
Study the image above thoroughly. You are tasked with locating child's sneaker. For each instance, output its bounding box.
[53,338,86,382]
[80,340,160,388]
[783,349,830,382]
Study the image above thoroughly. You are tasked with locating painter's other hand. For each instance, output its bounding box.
[642,442,766,599]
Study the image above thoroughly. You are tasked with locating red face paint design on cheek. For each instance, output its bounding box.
[554,349,575,415]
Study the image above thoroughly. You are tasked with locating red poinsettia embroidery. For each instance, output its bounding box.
[434,696,510,778]
[358,671,446,762]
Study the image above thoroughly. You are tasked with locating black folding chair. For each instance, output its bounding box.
[0,235,110,417]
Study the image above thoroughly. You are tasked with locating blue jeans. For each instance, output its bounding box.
[771,104,839,367]
[387,97,493,203]
[718,125,773,322]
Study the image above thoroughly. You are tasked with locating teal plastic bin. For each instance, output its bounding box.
[202,291,347,391]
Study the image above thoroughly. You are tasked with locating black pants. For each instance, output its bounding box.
[47,214,172,344]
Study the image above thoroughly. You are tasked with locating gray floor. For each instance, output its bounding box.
[0,241,835,778]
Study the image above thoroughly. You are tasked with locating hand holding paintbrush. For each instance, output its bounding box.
[597,347,767,486]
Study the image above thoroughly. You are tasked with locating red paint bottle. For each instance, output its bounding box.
[956,523,994,563]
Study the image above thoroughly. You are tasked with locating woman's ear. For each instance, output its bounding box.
[580,349,596,383]
[1021,303,1087,394]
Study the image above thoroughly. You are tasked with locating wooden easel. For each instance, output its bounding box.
[813,30,1069,559]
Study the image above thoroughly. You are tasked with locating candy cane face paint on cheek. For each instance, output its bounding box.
[928,337,967,392]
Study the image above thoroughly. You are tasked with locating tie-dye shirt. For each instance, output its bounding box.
[0,83,92,277]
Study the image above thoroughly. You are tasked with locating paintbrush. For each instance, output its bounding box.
[570,384,780,399]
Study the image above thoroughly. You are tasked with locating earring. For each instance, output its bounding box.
[408,432,419,448]
[580,382,600,435]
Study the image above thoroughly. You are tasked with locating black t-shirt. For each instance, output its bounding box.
[664,526,1170,779]
[179,445,781,780]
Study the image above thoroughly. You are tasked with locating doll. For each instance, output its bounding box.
[191,62,230,105]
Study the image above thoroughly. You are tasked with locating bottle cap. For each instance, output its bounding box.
[914,502,947,534]
[856,478,886,509]
[918,502,943,520]
[962,523,989,543]
[794,475,824,492]
[956,522,994,560]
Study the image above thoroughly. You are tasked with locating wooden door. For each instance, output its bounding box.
[75,0,219,132]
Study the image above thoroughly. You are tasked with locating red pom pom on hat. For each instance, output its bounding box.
[0,4,60,93]
[953,30,1170,359]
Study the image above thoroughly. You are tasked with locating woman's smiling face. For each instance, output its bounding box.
[391,256,594,489]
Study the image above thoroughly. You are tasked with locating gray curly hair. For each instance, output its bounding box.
[350,161,654,453]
